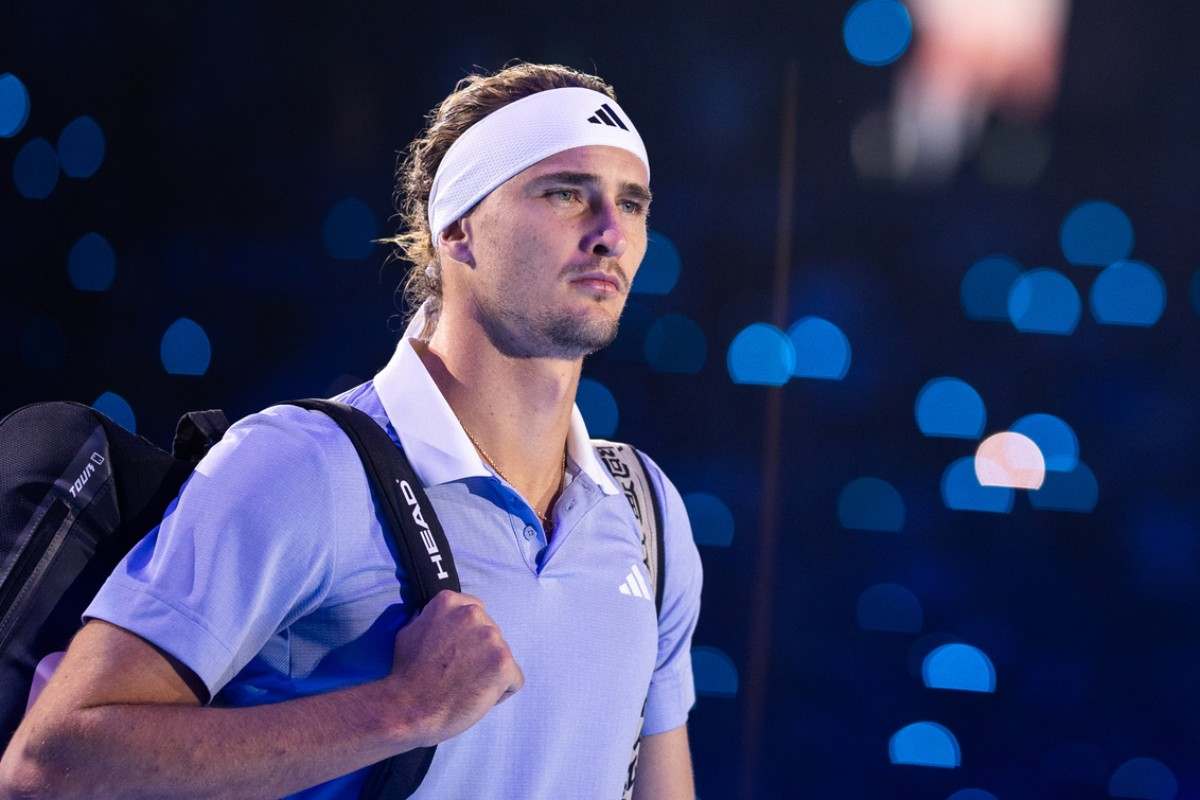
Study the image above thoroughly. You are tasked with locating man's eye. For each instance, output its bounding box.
[547,189,578,203]
[620,200,646,215]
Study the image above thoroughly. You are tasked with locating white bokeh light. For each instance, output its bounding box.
[975,431,1045,490]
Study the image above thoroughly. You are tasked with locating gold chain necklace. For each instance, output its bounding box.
[458,420,566,525]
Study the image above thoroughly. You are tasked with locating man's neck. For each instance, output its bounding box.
[416,310,580,521]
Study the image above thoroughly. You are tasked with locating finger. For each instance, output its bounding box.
[497,675,523,703]
[508,663,525,694]
[439,590,485,609]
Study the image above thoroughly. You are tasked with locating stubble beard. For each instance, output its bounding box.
[474,291,621,360]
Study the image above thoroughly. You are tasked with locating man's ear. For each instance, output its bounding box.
[439,217,475,267]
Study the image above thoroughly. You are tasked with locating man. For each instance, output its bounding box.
[0,62,703,798]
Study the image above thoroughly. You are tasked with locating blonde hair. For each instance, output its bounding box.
[381,61,617,337]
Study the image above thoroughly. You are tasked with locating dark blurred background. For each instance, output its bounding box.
[3,2,1198,798]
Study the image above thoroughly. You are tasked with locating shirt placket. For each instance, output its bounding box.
[498,475,601,575]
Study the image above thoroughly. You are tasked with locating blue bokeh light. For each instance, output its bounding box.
[13,137,59,199]
[92,391,136,434]
[1008,268,1081,335]
[1011,413,1079,472]
[838,477,905,532]
[915,377,986,439]
[19,316,66,371]
[1108,757,1178,800]
[1090,260,1166,326]
[68,233,116,292]
[576,377,618,437]
[684,492,734,547]
[889,722,961,769]
[857,583,923,633]
[160,317,213,376]
[631,230,681,295]
[923,643,997,693]
[961,255,1022,321]
[644,313,707,374]
[942,457,1014,513]
[1028,461,1098,513]
[322,197,379,260]
[727,323,795,386]
[692,645,738,697]
[1060,200,1134,267]
[787,316,851,380]
[947,791,997,800]
[0,73,31,138]
[57,115,106,179]
[843,0,913,67]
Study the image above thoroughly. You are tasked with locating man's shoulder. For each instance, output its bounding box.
[621,445,701,558]
[621,444,678,503]
[230,381,388,448]
[597,442,693,543]
[196,381,390,485]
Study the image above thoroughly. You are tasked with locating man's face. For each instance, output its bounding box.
[445,144,651,359]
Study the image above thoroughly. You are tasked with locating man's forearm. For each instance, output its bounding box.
[631,725,695,800]
[0,677,424,800]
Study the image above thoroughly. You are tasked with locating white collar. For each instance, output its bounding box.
[372,335,620,495]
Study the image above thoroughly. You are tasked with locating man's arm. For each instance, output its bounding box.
[0,620,419,800]
[632,725,695,800]
[0,590,523,800]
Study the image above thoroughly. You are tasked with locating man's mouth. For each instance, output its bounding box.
[569,271,622,293]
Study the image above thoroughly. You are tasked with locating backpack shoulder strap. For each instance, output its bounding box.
[591,440,665,615]
[288,399,456,800]
[171,410,231,463]
[593,440,668,799]
[287,399,460,606]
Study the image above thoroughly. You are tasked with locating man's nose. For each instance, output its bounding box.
[584,202,627,259]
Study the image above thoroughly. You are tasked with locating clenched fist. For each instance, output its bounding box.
[386,589,524,748]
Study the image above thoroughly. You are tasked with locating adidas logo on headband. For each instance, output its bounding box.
[587,103,629,131]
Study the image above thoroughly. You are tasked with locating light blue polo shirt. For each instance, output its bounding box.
[83,336,704,798]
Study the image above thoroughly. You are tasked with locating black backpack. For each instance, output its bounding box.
[0,399,665,798]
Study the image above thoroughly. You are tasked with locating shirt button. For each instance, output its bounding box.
[523,525,537,540]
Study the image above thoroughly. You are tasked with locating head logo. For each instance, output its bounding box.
[397,479,450,581]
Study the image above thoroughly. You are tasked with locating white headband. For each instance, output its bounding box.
[426,87,650,240]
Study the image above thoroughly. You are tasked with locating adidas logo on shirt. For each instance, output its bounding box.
[586,103,630,131]
[618,562,653,601]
